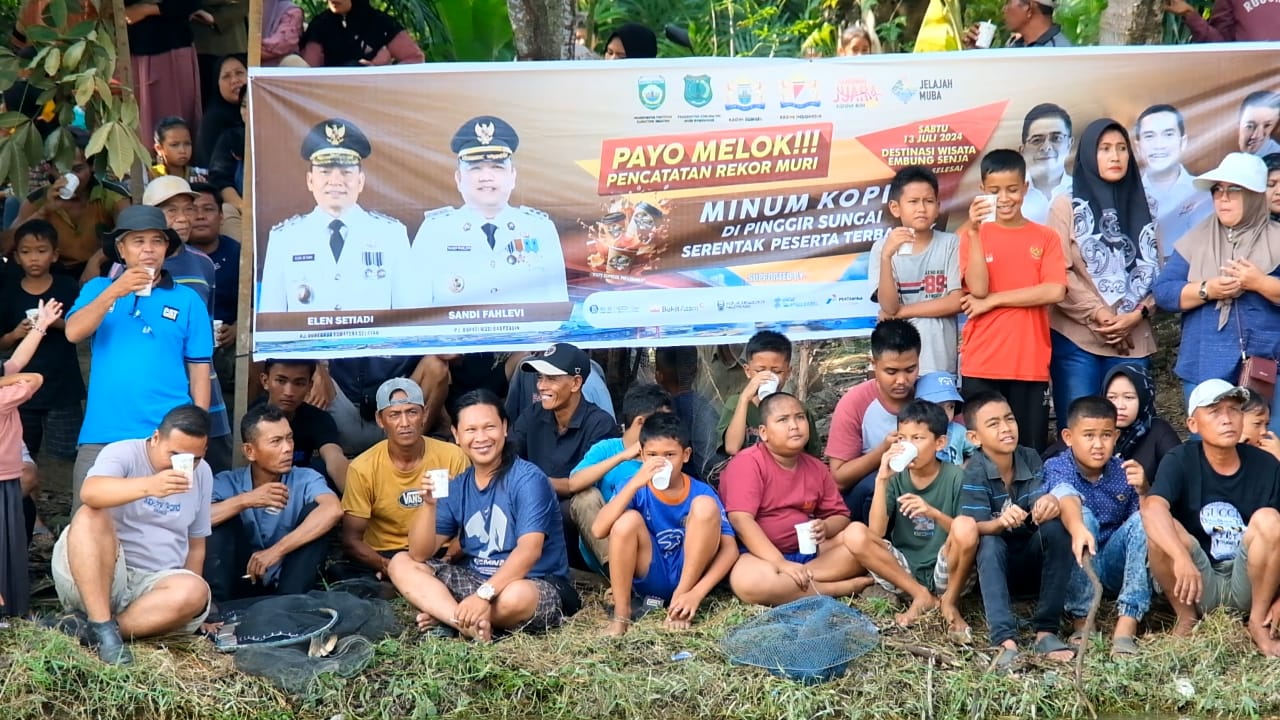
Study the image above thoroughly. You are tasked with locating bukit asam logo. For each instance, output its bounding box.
[834,78,882,109]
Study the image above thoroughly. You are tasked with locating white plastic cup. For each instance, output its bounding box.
[888,442,919,473]
[25,308,39,323]
[171,452,195,488]
[651,460,673,491]
[58,172,79,200]
[794,521,819,555]
[897,242,914,256]
[975,21,997,49]
[265,481,287,515]
[136,266,156,297]
[213,319,224,334]
[978,194,998,223]
[756,375,780,400]
[427,468,450,499]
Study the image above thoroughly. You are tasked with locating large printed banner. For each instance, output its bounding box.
[249,45,1280,359]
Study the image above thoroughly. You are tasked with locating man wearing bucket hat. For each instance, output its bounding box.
[143,175,234,473]
[65,205,214,510]
[413,116,568,307]
[1141,378,1280,657]
[259,118,414,313]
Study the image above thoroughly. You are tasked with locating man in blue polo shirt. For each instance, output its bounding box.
[66,205,213,509]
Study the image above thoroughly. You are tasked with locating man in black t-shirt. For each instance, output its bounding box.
[1142,379,1280,656]
[259,359,350,492]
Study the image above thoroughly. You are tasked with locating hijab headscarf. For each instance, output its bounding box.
[195,54,247,167]
[1070,118,1159,314]
[1175,152,1280,330]
[1264,153,1280,223]
[301,0,404,67]
[1103,363,1155,460]
[264,0,299,39]
[608,23,658,59]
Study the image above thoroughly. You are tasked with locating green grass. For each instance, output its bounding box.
[4,589,1280,719]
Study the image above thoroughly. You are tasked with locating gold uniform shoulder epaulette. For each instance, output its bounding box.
[271,214,306,232]
[517,206,551,221]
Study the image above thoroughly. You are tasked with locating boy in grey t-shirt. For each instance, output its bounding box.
[51,405,214,666]
[869,166,962,375]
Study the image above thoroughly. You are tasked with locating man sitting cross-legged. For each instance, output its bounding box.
[722,392,865,605]
[51,405,215,665]
[838,399,977,638]
[387,390,581,642]
[591,412,738,636]
[204,404,344,602]
[1142,379,1280,657]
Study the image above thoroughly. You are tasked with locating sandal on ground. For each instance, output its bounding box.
[988,646,1019,673]
[1032,634,1076,658]
[1110,636,1139,657]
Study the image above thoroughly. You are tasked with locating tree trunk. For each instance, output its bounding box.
[506,0,573,60]
[1099,0,1165,45]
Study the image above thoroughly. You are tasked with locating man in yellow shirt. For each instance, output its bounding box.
[341,378,469,575]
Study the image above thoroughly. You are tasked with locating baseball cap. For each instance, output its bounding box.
[375,377,424,411]
[915,372,963,405]
[1186,378,1249,416]
[142,175,201,207]
[1192,152,1268,193]
[520,343,591,378]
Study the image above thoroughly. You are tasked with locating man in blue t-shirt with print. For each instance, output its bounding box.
[66,206,213,511]
[205,404,343,602]
[591,412,738,636]
[566,383,672,573]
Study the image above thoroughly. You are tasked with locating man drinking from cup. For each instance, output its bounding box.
[50,405,216,666]
[204,404,343,602]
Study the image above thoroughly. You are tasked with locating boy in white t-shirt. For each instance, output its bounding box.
[869,165,962,375]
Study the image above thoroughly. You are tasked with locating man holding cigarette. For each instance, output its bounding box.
[50,405,215,666]
[204,404,343,602]
[66,206,214,511]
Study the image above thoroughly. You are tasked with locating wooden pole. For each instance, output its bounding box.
[231,0,263,466]
[101,0,143,203]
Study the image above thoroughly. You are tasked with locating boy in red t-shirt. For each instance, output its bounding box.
[958,149,1067,452]
[721,392,867,606]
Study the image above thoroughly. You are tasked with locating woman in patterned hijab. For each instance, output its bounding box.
[1047,118,1160,431]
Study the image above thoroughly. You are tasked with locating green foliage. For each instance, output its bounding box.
[1163,0,1214,42]
[1055,0,1107,45]
[587,0,827,58]
[433,0,515,60]
[0,0,20,42]
[0,0,150,196]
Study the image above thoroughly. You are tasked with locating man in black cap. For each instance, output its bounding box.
[259,117,414,313]
[65,206,214,509]
[413,115,568,307]
[511,343,619,567]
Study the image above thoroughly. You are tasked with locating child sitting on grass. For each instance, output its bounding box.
[1240,390,1280,460]
[914,371,973,464]
[958,149,1067,452]
[837,399,977,639]
[960,391,1075,668]
[717,330,820,457]
[870,165,962,375]
[1048,396,1152,657]
[591,413,738,636]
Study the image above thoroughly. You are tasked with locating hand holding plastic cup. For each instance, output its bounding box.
[794,520,819,555]
[171,453,195,488]
[756,373,780,400]
[978,194,998,223]
[25,308,39,324]
[975,21,997,49]
[651,460,673,491]
[58,172,79,200]
[888,441,919,473]
[136,267,156,297]
[427,468,450,499]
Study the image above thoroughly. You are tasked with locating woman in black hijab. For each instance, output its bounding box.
[195,54,247,168]
[1101,363,1180,483]
[605,23,658,59]
[300,0,425,67]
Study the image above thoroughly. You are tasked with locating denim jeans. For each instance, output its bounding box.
[976,518,1073,646]
[203,501,330,602]
[1050,332,1150,433]
[1064,509,1150,621]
